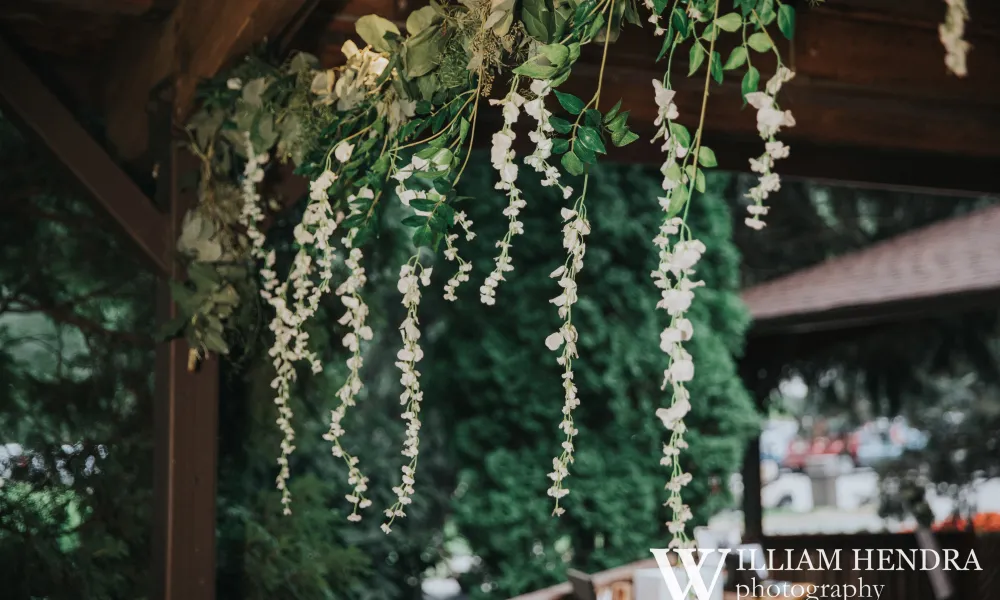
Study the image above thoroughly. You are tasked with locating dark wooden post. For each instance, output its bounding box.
[742,432,763,543]
[739,352,779,545]
[151,99,220,600]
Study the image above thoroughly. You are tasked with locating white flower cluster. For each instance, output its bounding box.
[940,0,970,77]
[310,40,389,111]
[651,80,689,197]
[544,204,591,516]
[651,216,705,547]
[524,80,574,199]
[382,260,432,534]
[238,133,349,513]
[743,67,796,231]
[481,84,527,305]
[445,210,475,301]
[643,0,667,36]
[239,135,269,261]
[322,189,376,522]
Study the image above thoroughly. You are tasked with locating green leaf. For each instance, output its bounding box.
[577,126,606,154]
[671,8,688,38]
[409,199,439,212]
[667,186,689,217]
[574,142,596,164]
[741,66,760,100]
[356,15,400,53]
[584,109,602,128]
[437,202,456,227]
[402,215,427,227]
[553,90,585,115]
[549,116,572,134]
[697,146,718,167]
[710,51,723,84]
[412,225,435,247]
[404,24,447,78]
[611,128,639,147]
[607,111,629,134]
[552,138,570,154]
[514,43,570,79]
[668,122,692,149]
[747,32,772,53]
[714,12,743,32]
[778,4,795,39]
[688,44,705,76]
[561,151,585,175]
[406,6,439,35]
[603,99,623,124]
[695,168,706,193]
[723,46,748,70]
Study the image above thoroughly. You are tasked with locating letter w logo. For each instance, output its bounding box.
[650,548,730,600]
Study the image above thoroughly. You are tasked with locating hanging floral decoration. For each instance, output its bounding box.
[162,0,968,546]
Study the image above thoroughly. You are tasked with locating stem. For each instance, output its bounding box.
[680,0,721,226]
[452,68,485,186]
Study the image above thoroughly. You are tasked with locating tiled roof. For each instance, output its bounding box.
[742,203,1000,330]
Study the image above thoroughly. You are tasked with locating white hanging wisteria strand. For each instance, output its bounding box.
[523,79,574,201]
[649,81,701,548]
[743,66,795,231]
[322,187,376,522]
[940,0,971,77]
[444,210,475,301]
[481,76,526,305]
[738,12,796,231]
[239,133,344,513]
[647,0,723,547]
[382,257,432,534]
[542,0,617,515]
[544,203,590,516]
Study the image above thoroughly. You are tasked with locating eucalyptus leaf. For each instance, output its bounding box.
[404,24,447,78]
[356,14,400,53]
[406,6,439,34]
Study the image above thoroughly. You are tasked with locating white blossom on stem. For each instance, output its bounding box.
[445,210,475,301]
[240,133,342,514]
[322,187,376,522]
[524,79,574,200]
[650,79,703,548]
[545,201,590,516]
[482,81,527,305]
[743,67,795,231]
[381,258,432,534]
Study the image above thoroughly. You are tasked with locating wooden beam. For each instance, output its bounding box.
[25,0,169,15]
[0,36,171,275]
[104,0,313,161]
[152,127,220,600]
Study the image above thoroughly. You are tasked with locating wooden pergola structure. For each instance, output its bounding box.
[0,1,998,598]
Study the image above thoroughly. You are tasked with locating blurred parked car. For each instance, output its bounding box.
[782,436,851,472]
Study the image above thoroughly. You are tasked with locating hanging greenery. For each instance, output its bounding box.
[162,0,970,547]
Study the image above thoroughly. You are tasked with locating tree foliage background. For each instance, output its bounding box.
[1,114,757,599]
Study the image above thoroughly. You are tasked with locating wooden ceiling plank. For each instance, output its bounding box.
[24,0,163,16]
[104,0,314,161]
[0,36,171,275]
